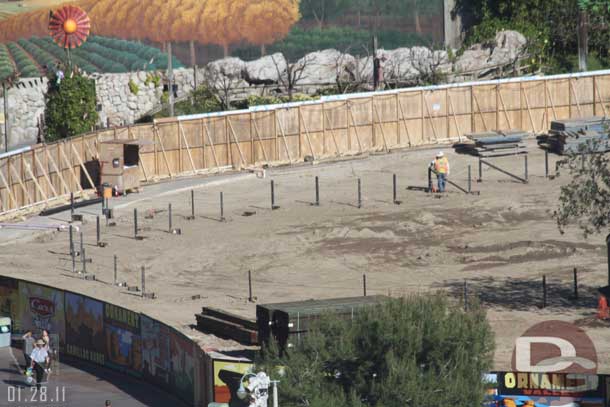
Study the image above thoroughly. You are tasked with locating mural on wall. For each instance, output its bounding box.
[169,329,195,404]
[104,303,142,376]
[18,282,65,344]
[65,292,105,365]
[0,277,19,329]
[213,359,253,404]
[141,315,171,388]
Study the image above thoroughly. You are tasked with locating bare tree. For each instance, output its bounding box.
[335,44,371,94]
[202,64,242,110]
[271,53,313,102]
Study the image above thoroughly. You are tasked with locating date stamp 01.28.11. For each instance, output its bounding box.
[6,385,67,406]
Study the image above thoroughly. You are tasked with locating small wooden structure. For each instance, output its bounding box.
[100,140,147,193]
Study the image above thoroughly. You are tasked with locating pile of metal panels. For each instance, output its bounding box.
[257,295,388,349]
[538,116,610,155]
[195,307,259,345]
[460,130,529,157]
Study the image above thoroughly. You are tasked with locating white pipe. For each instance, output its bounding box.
[0,223,76,231]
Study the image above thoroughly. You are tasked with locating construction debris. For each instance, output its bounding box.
[537,116,610,155]
[457,130,529,157]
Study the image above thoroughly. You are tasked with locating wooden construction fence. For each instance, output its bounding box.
[2,69,610,217]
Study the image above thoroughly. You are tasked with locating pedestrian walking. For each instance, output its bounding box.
[30,339,50,389]
[21,331,35,372]
[430,151,450,193]
[41,329,54,372]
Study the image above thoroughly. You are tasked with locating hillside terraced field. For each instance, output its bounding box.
[0,35,184,80]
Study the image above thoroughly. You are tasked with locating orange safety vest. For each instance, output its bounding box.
[598,295,609,319]
[434,157,449,174]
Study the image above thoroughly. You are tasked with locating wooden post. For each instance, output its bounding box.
[395,92,401,145]
[322,103,326,155]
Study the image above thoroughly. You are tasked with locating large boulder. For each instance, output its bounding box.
[454,47,492,73]
[244,53,286,84]
[489,30,527,65]
[208,57,246,79]
[296,49,355,86]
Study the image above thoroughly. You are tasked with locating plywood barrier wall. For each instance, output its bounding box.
[2,71,610,216]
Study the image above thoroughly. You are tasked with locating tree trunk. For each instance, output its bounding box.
[415,8,422,34]
[162,41,166,53]
[261,44,266,56]
[577,9,589,72]
[357,10,361,28]
[190,40,196,67]
[223,43,229,58]
[167,41,174,117]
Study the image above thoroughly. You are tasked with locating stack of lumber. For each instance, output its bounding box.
[257,296,388,349]
[461,130,529,157]
[538,116,610,155]
[195,307,258,345]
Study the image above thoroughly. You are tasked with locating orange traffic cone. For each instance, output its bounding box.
[598,295,609,320]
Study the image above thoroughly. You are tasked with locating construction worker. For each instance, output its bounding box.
[430,151,450,192]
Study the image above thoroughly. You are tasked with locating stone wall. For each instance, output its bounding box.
[0,30,527,150]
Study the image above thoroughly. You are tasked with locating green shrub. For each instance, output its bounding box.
[45,72,98,141]
[128,79,139,95]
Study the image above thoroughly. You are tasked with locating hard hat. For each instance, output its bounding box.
[436,151,444,158]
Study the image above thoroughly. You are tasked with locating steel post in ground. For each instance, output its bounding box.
[271,180,279,210]
[428,167,433,192]
[113,255,117,286]
[248,270,253,302]
[363,274,367,296]
[357,178,362,208]
[545,151,549,178]
[190,190,195,219]
[80,231,84,260]
[315,176,320,206]
[168,203,172,232]
[220,192,225,221]
[70,192,74,218]
[524,155,528,181]
[96,216,100,246]
[141,266,145,297]
[69,225,74,257]
[393,174,397,203]
[468,165,472,193]
[478,158,482,182]
[573,267,578,300]
[134,208,138,239]
[542,275,547,308]
[81,247,86,274]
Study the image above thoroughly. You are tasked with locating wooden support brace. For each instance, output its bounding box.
[251,118,270,162]
[154,125,173,178]
[0,165,18,209]
[497,88,513,130]
[23,160,48,202]
[323,111,341,155]
[396,98,413,147]
[347,104,364,153]
[227,119,247,168]
[472,92,489,132]
[34,153,58,198]
[298,110,316,159]
[522,87,537,133]
[59,143,84,193]
[545,83,558,120]
[447,92,463,142]
[71,143,96,190]
[179,121,197,173]
[373,104,389,151]
[422,92,440,142]
[276,112,294,163]
[594,78,608,117]
[569,80,583,117]
[9,160,33,205]
[45,146,70,195]
[203,120,220,168]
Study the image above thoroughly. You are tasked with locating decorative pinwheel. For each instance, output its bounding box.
[48,5,90,49]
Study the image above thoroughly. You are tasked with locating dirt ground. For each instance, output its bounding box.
[2,138,610,371]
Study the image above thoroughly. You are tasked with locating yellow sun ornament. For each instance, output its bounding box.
[48,5,90,49]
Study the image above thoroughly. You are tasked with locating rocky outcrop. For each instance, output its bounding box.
[1,30,528,150]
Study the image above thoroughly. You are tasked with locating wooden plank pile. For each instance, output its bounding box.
[537,116,610,155]
[195,307,259,345]
[459,130,529,157]
[257,295,388,349]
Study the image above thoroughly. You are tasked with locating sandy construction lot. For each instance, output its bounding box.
[2,139,609,371]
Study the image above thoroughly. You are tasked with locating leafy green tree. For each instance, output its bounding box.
[256,295,494,407]
[45,71,98,141]
[300,0,351,29]
[555,139,610,237]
